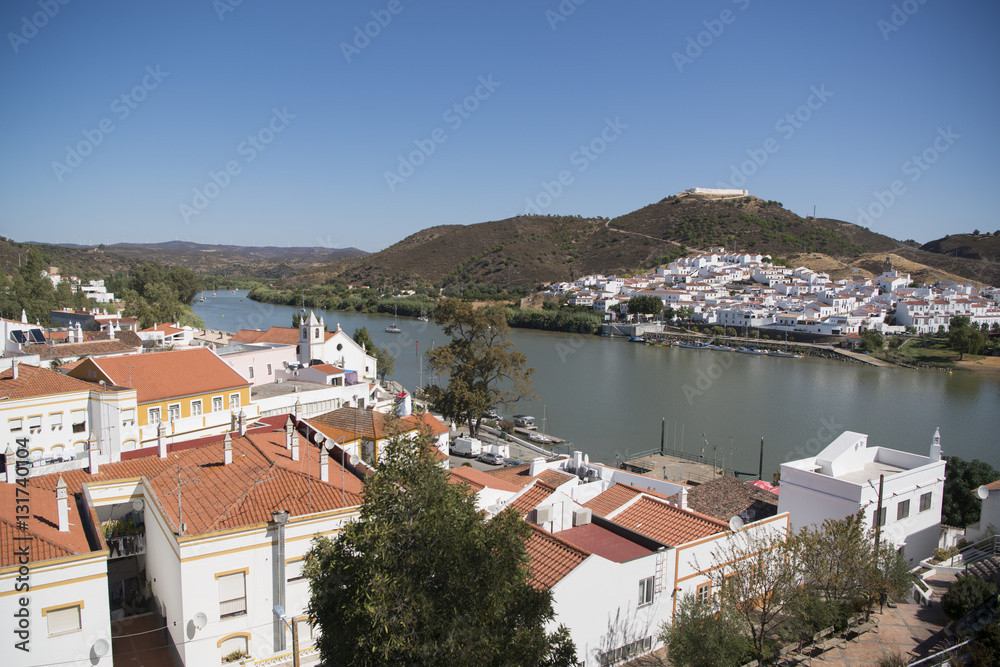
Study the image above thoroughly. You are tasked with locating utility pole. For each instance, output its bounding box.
[758,437,764,481]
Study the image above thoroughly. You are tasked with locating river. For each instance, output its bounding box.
[194,291,1000,479]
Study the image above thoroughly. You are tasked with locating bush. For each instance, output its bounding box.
[941,576,997,621]
[877,649,908,667]
[932,546,959,563]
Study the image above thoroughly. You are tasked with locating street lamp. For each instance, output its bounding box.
[272,605,300,667]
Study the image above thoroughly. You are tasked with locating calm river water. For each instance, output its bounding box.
[194,291,1000,479]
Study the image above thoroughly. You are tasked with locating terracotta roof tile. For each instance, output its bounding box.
[230,326,301,345]
[309,407,407,441]
[485,464,573,489]
[402,412,451,436]
[0,481,93,567]
[525,524,590,590]
[71,348,249,404]
[309,364,344,375]
[21,331,142,360]
[583,483,675,517]
[510,481,558,516]
[0,364,97,400]
[611,496,728,546]
[556,522,654,563]
[27,427,363,539]
[448,467,521,494]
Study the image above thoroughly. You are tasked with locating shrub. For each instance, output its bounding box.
[941,576,997,621]
[877,649,908,667]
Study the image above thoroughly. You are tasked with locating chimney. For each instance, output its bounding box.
[291,430,300,461]
[320,447,329,482]
[67,326,75,344]
[5,446,15,484]
[56,476,69,532]
[293,398,302,419]
[238,409,247,437]
[573,450,583,470]
[157,422,168,459]
[285,416,294,450]
[679,486,689,511]
[930,427,942,463]
[224,432,233,465]
[88,433,99,475]
[529,457,546,477]
[11,360,17,380]
[109,323,115,340]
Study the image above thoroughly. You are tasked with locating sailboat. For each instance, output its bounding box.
[417,306,429,322]
[385,303,402,334]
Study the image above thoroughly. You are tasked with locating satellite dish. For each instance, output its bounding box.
[729,516,745,533]
[93,638,110,657]
[192,611,208,630]
[132,499,144,512]
[977,485,990,500]
[349,454,360,466]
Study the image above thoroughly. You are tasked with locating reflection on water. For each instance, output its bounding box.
[195,291,1000,476]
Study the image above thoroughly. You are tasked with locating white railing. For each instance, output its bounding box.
[945,534,1000,569]
[219,597,247,618]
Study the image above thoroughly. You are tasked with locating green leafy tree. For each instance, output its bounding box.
[627,295,664,317]
[353,326,374,351]
[353,327,395,383]
[860,329,884,353]
[304,431,576,667]
[661,594,751,667]
[425,299,535,437]
[949,316,987,359]
[663,306,676,323]
[943,456,1000,528]
[941,576,997,621]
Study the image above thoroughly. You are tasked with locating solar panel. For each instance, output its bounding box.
[29,329,45,343]
[11,330,26,344]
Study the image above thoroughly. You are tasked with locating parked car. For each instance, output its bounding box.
[529,433,552,444]
[478,452,505,466]
[504,458,526,468]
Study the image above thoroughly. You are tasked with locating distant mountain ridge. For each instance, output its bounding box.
[292,193,998,289]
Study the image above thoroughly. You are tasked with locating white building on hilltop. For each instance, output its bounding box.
[778,429,946,564]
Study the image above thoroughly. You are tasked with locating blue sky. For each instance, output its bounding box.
[1,1,997,252]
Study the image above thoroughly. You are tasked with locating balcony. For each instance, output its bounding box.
[102,512,145,560]
[220,597,247,618]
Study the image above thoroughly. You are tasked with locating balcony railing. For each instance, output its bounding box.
[220,597,247,618]
[106,533,145,559]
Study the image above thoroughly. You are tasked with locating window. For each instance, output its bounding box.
[191,400,202,417]
[45,603,82,636]
[148,407,161,424]
[9,418,22,432]
[266,363,272,376]
[229,394,240,410]
[219,634,249,661]
[897,500,910,521]
[696,582,711,604]
[875,507,887,527]
[121,408,135,425]
[248,366,254,379]
[920,492,932,512]
[167,404,181,421]
[217,570,247,618]
[638,576,654,607]
[212,396,223,412]
[28,415,42,432]
[71,409,86,433]
[50,412,63,429]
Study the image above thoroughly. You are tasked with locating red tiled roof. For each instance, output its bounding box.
[402,412,451,437]
[309,407,411,441]
[583,483,675,517]
[525,523,590,590]
[686,475,779,522]
[510,481,558,516]
[71,348,249,404]
[0,364,97,400]
[22,331,143,360]
[0,481,93,567]
[556,522,654,563]
[485,463,573,489]
[28,427,363,539]
[231,326,336,346]
[610,496,728,546]
[448,467,521,494]
[309,364,344,375]
[139,324,184,335]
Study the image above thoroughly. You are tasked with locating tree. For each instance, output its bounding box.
[663,306,676,323]
[941,576,997,621]
[942,456,1000,528]
[698,525,799,659]
[661,594,751,667]
[628,295,663,318]
[303,431,576,667]
[425,299,535,437]
[949,316,987,359]
[860,329,884,353]
[354,327,395,383]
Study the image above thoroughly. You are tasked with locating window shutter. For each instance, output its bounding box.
[47,606,81,635]
[219,572,246,601]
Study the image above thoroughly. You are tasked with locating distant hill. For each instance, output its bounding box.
[920,233,1000,262]
[292,194,951,289]
[0,238,367,282]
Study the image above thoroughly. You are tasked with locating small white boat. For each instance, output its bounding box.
[677,342,710,349]
[710,345,734,351]
[768,350,801,358]
[385,324,402,334]
[738,346,765,355]
[417,315,429,322]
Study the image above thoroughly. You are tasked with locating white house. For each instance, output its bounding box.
[778,429,946,564]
